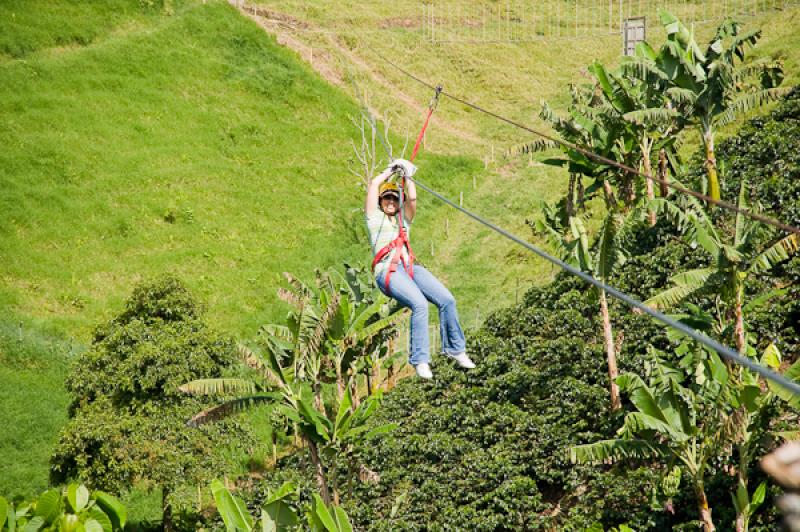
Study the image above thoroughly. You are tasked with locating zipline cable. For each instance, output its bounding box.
[373,50,800,237]
[363,88,800,396]
[408,173,800,395]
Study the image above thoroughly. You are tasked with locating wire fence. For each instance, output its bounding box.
[422,0,800,43]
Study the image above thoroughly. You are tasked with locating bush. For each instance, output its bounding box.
[50,276,252,527]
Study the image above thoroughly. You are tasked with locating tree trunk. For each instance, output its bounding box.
[603,180,617,208]
[162,485,174,532]
[599,289,621,411]
[695,481,715,532]
[641,139,656,226]
[703,127,720,202]
[658,148,669,197]
[734,284,746,353]
[350,378,360,409]
[567,173,576,217]
[308,439,331,505]
[272,429,278,464]
[372,356,380,395]
[313,382,324,413]
[336,359,345,403]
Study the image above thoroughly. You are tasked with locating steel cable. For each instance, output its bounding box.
[373,50,800,237]
[358,87,800,396]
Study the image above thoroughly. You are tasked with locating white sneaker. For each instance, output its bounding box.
[414,363,433,379]
[449,352,476,369]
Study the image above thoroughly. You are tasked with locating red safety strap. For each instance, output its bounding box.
[372,86,442,295]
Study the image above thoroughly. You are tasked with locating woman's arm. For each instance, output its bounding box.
[365,167,393,216]
[403,177,417,223]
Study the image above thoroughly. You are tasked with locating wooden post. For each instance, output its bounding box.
[197,485,202,512]
[459,191,464,206]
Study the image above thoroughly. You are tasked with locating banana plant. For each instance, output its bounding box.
[645,182,799,353]
[317,267,407,402]
[571,345,731,531]
[594,55,685,225]
[538,85,640,211]
[534,201,645,410]
[640,10,787,202]
[210,479,354,532]
[572,339,800,532]
[0,483,126,532]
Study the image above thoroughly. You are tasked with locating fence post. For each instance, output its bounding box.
[459,191,464,206]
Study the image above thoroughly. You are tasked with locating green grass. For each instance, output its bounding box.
[0,320,70,499]
[0,0,473,341]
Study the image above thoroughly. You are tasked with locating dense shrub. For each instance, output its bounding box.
[50,276,252,526]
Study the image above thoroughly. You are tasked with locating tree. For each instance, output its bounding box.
[571,337,800,532]
[318,266,407,402]
[646,182,799,353]
[182,267,399,507]
[535,203,644,410]
[50,276,248,531]
[645,11,786,202]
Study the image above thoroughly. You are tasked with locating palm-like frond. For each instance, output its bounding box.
[302,292,340,359]
[356,309,408,345]
[237,344,285,388]
[665,87,698,107]
[505,138,557,157]
[179,378,256,396]
[277,288,303,308]
[685,214,722,258]
[595,213,626,281]
[623,107,679,126]
[716,87,790,126]
[749,234,800,274]
[570,439,665,464]
[644,268,716,310]
[187,394,279,427]
[620,56,668,83]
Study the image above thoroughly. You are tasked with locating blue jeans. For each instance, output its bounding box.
[376,263,466,365]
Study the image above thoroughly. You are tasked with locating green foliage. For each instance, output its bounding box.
[0,482,126,532]
[49,276,251,522]
[210,479,353,532]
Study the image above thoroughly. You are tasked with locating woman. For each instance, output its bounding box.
[365,158,475,379]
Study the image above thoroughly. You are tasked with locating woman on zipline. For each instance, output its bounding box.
[365,158,475,379]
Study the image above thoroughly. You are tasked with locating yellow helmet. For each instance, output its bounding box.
[379,182,401,201]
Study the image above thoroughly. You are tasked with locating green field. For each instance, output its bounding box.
[2,0,799,519]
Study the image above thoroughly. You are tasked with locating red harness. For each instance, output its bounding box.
[371,216,415,295]
[371,85,441,295]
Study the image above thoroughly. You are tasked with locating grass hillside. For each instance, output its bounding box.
[0,0,477,342]
[245,0,800,320]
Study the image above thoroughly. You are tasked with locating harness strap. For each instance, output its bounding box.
[372,85,441,295]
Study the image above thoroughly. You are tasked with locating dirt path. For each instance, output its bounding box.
[229,0,483,147]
